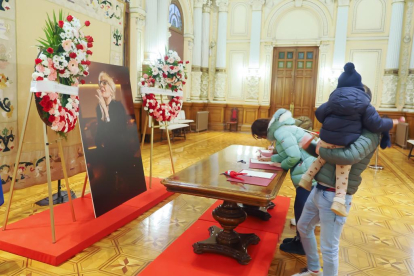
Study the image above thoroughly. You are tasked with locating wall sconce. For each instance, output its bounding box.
[209,41,216,56]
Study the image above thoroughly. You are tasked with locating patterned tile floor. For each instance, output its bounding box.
[0,131,413,275]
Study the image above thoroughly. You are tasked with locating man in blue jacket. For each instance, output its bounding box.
[292,130,380,276]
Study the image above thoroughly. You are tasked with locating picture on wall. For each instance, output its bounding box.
[78,62,146,217]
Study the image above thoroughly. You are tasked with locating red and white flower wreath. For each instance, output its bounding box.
[33,12,93,137]
[140,50,188,122]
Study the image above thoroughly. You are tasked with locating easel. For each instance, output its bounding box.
[2,81,78,243]
[140,88,178,188]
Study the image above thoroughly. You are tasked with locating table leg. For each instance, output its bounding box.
[409,144,413,159]
[192,201,260,265]
[240,201,275,221]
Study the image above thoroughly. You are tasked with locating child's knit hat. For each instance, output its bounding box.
[337,62,364,90]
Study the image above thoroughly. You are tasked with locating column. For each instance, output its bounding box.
[245,0,265,102]
[157,0,170,55]
[405,33,414,109]
[191,0,205,101]
[214,0,229,101]
[381,0,405,108]
[332,0,350,70]
[200,2,211,101]
[130,4,146,101]
[144,0,157,63]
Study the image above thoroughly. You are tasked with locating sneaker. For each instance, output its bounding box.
[291,218,296,226]
[292,268,323,276]
[279,238,306,255]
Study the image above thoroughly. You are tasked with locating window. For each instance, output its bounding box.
[169,4,182,31]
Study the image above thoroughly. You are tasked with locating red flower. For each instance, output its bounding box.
[48,115,56,123]
[141,81,145,85]
[59,69,65,74]
[168,84,172,88]
[81,60,87,65]
[86,60,91,65]
[36,76,44,81]
[151,79,155,83]
[87,42,93,48]
[86,50,93,55]
[170,66,174,70]
[35,92,41,97]
[163,73,168,78]
[185,61,189,64]
[85,36,94,43]
[164,56,168,61]
[69,52,77,58]
[67,15,73,22]
[85,21,91,27]
[35,58,42,64]
[76,44,84,50]
[47,47,54,54]
[80,79,85,84]
[83,71,89,76]
[58,20,64,28]
[178,61,183,64]
[182,81,186,85]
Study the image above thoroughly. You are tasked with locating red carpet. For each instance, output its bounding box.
[0,177,172,266]
[140,197,290,276]
[199,196,290,237]
[139,220,279,276]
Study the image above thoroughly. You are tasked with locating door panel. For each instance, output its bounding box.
[270,47,319,123]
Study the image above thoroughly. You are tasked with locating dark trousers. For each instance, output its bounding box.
[294,186,311,237]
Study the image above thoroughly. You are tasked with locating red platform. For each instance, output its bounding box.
[0,177,173,266]
[140,197,290,276]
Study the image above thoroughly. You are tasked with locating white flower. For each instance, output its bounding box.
[144,107,148,111]
[168,57,175,63]
[60,32,66,39]
[153,68,159,75]
[32,72,44,80]
[66,103,73,110]
[43,68,51,76]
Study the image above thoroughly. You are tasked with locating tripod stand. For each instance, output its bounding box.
[35,179,77,206]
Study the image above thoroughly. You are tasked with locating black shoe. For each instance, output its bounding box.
[282,237,296,244]
[279,239,306,255]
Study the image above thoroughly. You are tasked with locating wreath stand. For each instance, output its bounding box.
[2,81,78,243]
[140,89,180,189]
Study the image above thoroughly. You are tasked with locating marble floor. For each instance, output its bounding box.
[0,131,414,276]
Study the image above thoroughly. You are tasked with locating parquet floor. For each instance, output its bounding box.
[0,131,413,276]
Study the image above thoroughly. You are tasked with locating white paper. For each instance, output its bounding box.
[251,158,273,165]
[240,170,274,179]
[259,149,273,154]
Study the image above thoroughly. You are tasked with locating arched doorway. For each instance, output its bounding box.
[168,1,184,58]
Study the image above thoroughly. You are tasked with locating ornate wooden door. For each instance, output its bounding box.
[270,47,319,121]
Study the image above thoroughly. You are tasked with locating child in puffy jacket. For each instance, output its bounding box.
[300,62,404,217]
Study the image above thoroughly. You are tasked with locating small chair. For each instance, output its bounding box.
[226,108,238,132]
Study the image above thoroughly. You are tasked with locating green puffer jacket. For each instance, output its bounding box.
[267,109,316,188]
[315,129,380,195]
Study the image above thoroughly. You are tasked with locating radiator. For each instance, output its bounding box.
[396,123,409,148]
[196,111,209,132]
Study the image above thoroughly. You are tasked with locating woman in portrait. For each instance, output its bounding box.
[93,71,131,195]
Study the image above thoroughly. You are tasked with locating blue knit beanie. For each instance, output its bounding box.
[337,63,364,89]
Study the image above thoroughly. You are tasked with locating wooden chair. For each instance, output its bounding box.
[226,108,239,132]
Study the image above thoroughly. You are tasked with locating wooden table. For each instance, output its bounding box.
[162,145,287,264]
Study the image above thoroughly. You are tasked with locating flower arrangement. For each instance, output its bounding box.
[0,73,10,89]
[32,11,93,137]
[139,50,189,122]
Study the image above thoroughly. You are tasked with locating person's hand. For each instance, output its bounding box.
[96,89,109,120]
[258,156,271,162]
[270,162,281,167]
[267,145,274,150]
[316,140,321,155]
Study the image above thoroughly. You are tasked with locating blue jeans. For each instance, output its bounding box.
[297,187,352,276]
[294,187,311,237]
